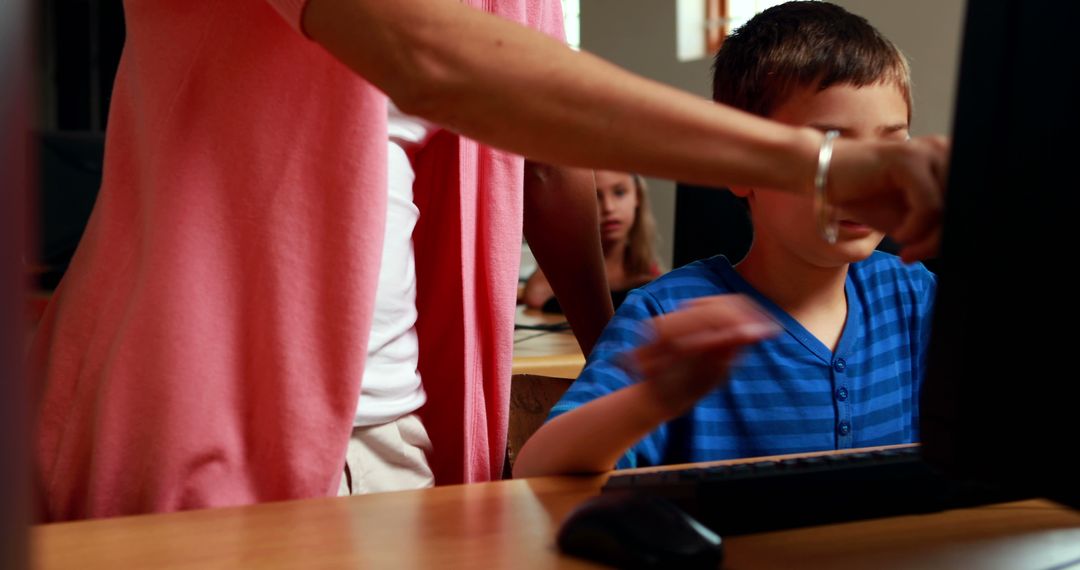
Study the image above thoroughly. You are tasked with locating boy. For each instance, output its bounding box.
[514,1,936,476]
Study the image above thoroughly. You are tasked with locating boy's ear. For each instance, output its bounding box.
[729,185,752,198]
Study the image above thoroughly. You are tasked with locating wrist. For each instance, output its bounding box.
[631,381,687,425]
[788,127,826,198]
[636,375,702,424]
[814,129,841,244]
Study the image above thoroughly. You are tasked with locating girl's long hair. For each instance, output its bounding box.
[623,174,661,277]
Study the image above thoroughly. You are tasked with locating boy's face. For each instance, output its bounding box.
[736,82,909,268]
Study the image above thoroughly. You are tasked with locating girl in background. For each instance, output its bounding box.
[525,171,662,311]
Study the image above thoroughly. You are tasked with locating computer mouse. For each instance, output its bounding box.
[557,493,724,569]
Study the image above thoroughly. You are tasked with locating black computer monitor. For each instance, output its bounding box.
[36,131,105,289]
[672,184,753,269]
[920,0,1079,508]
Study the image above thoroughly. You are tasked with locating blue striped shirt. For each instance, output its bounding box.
[549,252,937,469]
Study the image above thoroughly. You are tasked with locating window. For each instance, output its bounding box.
[679,0,794,61]
[562,0,580,50]
[724,0,792,40]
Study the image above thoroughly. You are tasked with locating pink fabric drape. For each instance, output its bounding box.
[414,0,565,487]
[32,0,563,520]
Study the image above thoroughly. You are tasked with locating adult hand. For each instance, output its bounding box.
[829,135,951,262]
[632,295,779,419]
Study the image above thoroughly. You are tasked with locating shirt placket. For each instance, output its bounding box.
[832,355,853,448]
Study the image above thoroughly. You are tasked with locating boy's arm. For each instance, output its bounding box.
[523,162,612,355]
[512,295,778,478]
[512,381,674,477]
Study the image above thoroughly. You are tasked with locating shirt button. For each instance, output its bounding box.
[837,421,851,436]
[836,387,849,401]
[833,358,847,372]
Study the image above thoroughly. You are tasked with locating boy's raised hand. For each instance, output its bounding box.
[632,295,780,419]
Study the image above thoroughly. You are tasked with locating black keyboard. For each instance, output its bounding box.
[601,446,1029,536]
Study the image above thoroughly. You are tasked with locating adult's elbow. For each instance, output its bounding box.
[384,59,457,121]
[380,33,465,124]
[300,0,462,123]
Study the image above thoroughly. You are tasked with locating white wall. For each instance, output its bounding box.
[831,0,967,136]
[580,0,714,269]
[580,0,967,266]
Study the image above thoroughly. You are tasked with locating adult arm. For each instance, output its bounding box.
[301,0,947,259]
[523,163,612,355]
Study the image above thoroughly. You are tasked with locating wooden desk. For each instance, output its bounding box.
[34,477,604,570]
[34,451,1080,570]
[512,306,585,378]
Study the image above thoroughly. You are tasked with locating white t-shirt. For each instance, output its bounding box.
[354,101,438,426]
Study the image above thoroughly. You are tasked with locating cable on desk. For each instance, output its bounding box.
[514,321,570,332]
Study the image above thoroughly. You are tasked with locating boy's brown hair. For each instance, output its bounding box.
[712,1,911,120]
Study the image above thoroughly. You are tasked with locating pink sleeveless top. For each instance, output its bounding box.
[31,0,564,521]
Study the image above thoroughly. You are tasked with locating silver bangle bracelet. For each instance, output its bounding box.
[814,130,840,244]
